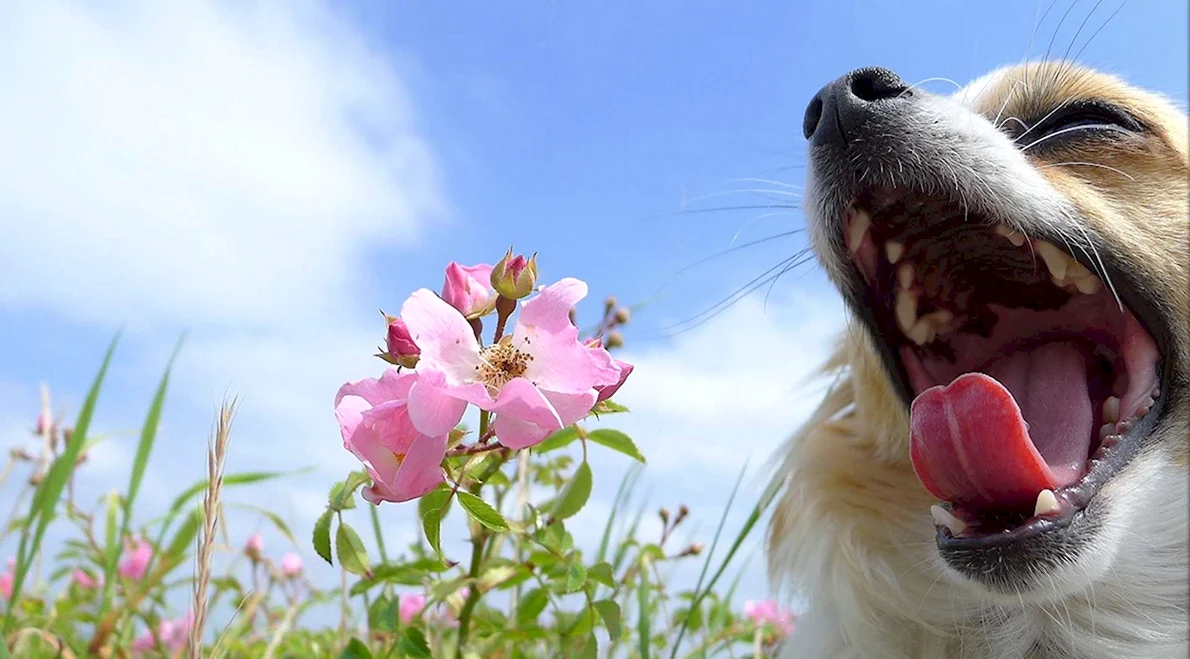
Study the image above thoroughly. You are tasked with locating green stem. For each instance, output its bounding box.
[454,410,511,658]
[369,504,389,563]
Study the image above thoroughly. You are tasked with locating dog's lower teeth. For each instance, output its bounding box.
[1034,489,1061,517]
[897,263,914,289]
[1099,423,1116,440]
[908,318,935,345]
[896,290,918,331]
[886,241,904,264]
[930,504,966,535]
[1103,396,1120,423]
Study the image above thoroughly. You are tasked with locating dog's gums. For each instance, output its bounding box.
[841,191,1163,543]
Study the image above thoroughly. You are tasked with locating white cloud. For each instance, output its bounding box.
[0,0,444,329]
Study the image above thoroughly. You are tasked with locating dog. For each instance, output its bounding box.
[764,60,1189,659]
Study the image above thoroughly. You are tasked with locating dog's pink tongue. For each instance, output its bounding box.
[909,343,1094,511]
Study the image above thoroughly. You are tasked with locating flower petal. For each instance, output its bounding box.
[407,377,469,437]
[334,368,416,409]
[518,277,588,334]
[491,388,595,450]
[595,360,633,402]
[390,433,448,501]
[487,378,564,429]
[401,289,484,384]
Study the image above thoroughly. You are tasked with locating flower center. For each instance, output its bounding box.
[476,341,533,394]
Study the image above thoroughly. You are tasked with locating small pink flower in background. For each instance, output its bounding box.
[35,410,52,436]
[399,592,427,624]
[334,370,448,503]
[71,569,102,590]
[281,552,303,578]
[385,317,421,368]
[401,278,628,450]
[119,536,153,580]
[441,262,496,318]
[244,532,264,560]
[131,610,193,654]
[744,599,796,636]
[0,558,14,600]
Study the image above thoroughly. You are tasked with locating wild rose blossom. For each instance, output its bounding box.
[441,262,496,318]
[400,277,625,450]
[72,569,102,590]
[281,552,303,578]
[119,536,153,580]
[335,369,450,503]
[131,610,193,654]
[744,599,796,636]
[399,592,427,624]
[0,558,13,600]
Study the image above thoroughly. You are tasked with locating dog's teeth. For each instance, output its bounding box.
[994,224,1026,246]
[1035,241,1069,281]
[896,290,918,331]
[908,317,935,345]
[848,209,871,253]
[1073,273,1102,295]
[930,505,966,535]
[897,263,914,290]
[1103,396,1120,424]
[886,241,904,264]
[1034,489,1061,517]
[1099,423,1116,440]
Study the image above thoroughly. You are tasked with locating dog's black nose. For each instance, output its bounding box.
[803,67,911,146]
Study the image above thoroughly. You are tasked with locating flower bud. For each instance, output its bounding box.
[606,331,624,349]
[244,533,264,561]
[442,262,497,319]
[659,507,671,525]
[384,315,421,368]
[35,410,52,437]
[614,308,631,325]
[281,553,303,578]
[491,249,538,300]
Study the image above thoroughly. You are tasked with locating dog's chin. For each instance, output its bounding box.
[826,186,1172,597]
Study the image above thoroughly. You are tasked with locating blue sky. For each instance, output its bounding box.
[1,0,1186,632]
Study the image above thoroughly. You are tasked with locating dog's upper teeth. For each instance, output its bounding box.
[1099,423,1116,440]
[994,224,1026,247]
[1103,396,1120,423]
[848,209,871,253]
[896,289,918,332]
[908,318,936,345]
[897,263,914,290]
[1073,274,1102,295]
[930,504,966,535]
[1034,489,1061,517]
[886,241,904,264]
[1035,241,1069,281]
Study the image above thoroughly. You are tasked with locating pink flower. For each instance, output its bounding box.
[399,592,427,624]
[334,370,449,503]
[401,278,627,450]
[441,262,496,318]
[245,532,264,559]
[281,553,303,577]
[0,558,14,600]
[119,536,153,581]
[36,410,52,436]
[386,317,421,368]
[585,339,634,403]
[744,599,796,636]
[72,569,102,590]
[132,610,193,654]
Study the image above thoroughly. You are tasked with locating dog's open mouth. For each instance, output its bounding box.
[843,188,1163,547]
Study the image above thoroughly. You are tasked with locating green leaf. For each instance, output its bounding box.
[313,510,334,566]
[550,461,592,520]
[516,588,549,626]
[637,567,652,659]
[329,470,370,512]
[456,492,509,532]
[534,426,579,453]
[335,522,372,578]
[337,638,373,659]
[368,595,399,633]
[579,634,598,659]
[6,333,118,632]
[594,599,622,641]
[591,399,629,415]
[587,561,616,589]
[397,627,431,658]
[563,558,587,593]
[164,506,203,563]
[586,429,646,463]
[419,486,452,560]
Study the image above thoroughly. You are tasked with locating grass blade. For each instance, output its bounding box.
[668,460,750,658]
[98,336,182,620]
[4,332,119,633]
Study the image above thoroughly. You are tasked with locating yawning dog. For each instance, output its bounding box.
[765,61,1188,658]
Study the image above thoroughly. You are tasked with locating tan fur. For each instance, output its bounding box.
[767,62,1189,658]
